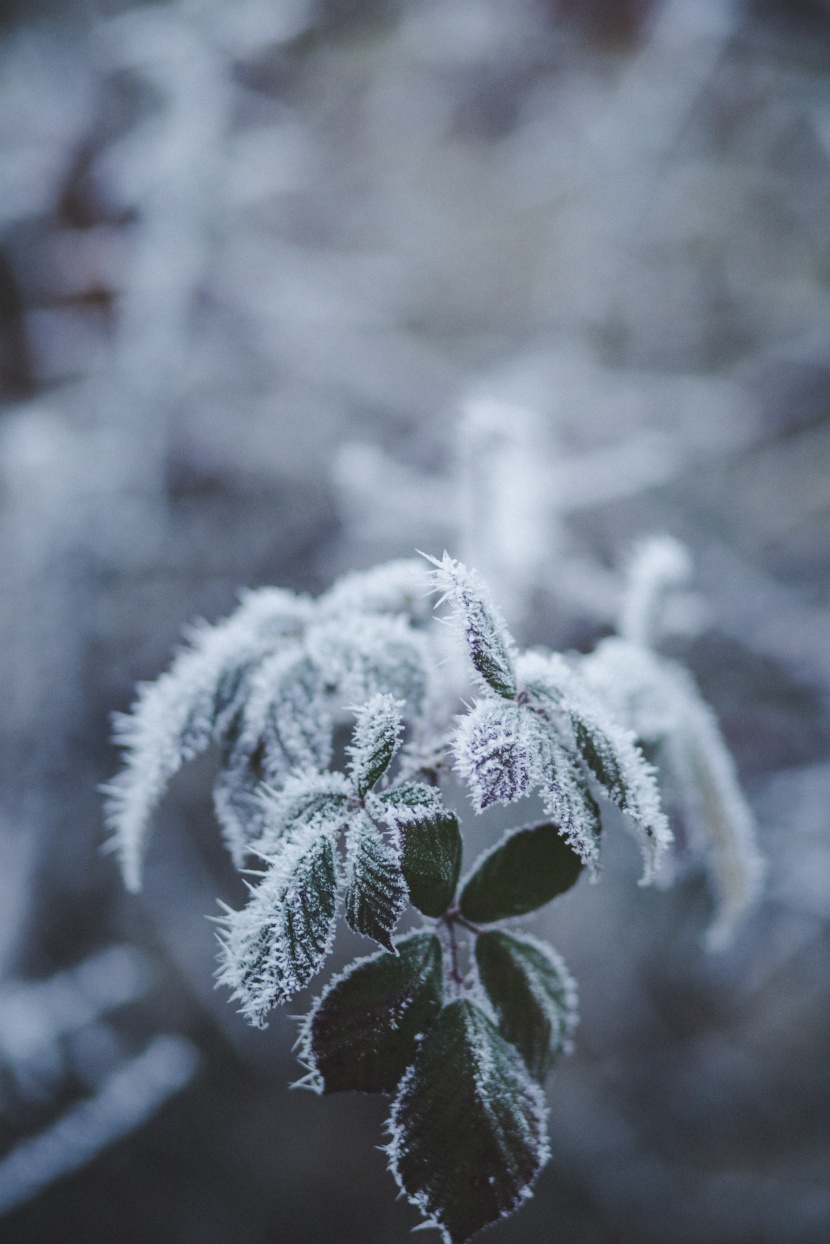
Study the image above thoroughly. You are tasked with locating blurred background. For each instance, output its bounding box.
[1,0,830,1240]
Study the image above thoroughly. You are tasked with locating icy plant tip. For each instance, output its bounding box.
[105,549,758,1240]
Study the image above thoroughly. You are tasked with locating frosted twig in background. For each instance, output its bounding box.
[618,535,694,651]
[0,1034,199,1217]
[0,945,153,1071]
[456,399,550,625]
[582,538,764,949]
[93,3,230,515]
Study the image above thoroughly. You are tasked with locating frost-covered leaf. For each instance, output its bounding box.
[252,769,351,856]
[212,735,271,867]
[521,652,668,882]
[399,811,462,918]
[344,813,408,950]
[244,651,333,777]
[475,931,578,1081]
[308,614,432,719]
[371,783,461,916]
[459,821,584,923]
[104,590,310,891]
[347,694,404,797]
[318,559,433,623]
[387,999,548,1244]
[534,728,603,872]
[424,552,517,699]
[582,637,760,928]
[216,828,338,1027]
[580,637,677,743]
[371,780,443,827]
[663,688,764,950]
[453,700,537,813]
[299,932,444,1094]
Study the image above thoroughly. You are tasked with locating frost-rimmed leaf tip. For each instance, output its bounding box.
[421,551,518,699]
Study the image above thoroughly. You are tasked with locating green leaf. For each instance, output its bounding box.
[300,932,444,1094]
[459,821,583,923]
[345,813,408,950]
[475,931,578,1080]
[374,781,443,825]
[399,811,462,918]
[388,999,548,1244]
[252,771,350,856]
[347,694,404,797]
[535,727,603,870]
[570,710,628,806]
[216,827,338,1027]
[372,783,461,917]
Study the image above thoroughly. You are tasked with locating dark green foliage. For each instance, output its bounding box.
[347,694,403,796]
[344,814,408,949]
[377,781,442,823]
[459,821,584,923]
[217,829,339,1026]
[399,811,462,917]
[302,932,444,1094]
[475,931,576,1080]
[571,711,629,809]
[388,1000,548,1244]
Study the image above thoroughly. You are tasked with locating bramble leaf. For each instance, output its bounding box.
[534,728,603,872]
[252,769,351,856]
[253,651,333,775]
[582,636,762,940]
[300,932,444,1094]
[308,614,431,719]
[212,734,270,866]
[344,813,408,950]
[372,782,461,916]
[347,694,404,796]
[372,780,443,826]
[103,591,309,891]
[387,999,549,1244]
[520,650,669,882]
[399,811,462,918]
[453,699,536,813]
[216,827,338,1027]
[475,931,578,1080]
[318,558,433,622]
[424,552,518,699]
[459,821,583,923]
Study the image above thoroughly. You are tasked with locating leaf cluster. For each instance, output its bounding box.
[105,552,689,1242]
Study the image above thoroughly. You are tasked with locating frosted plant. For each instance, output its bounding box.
[106,552,687,1242]
[581,536,765,950]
